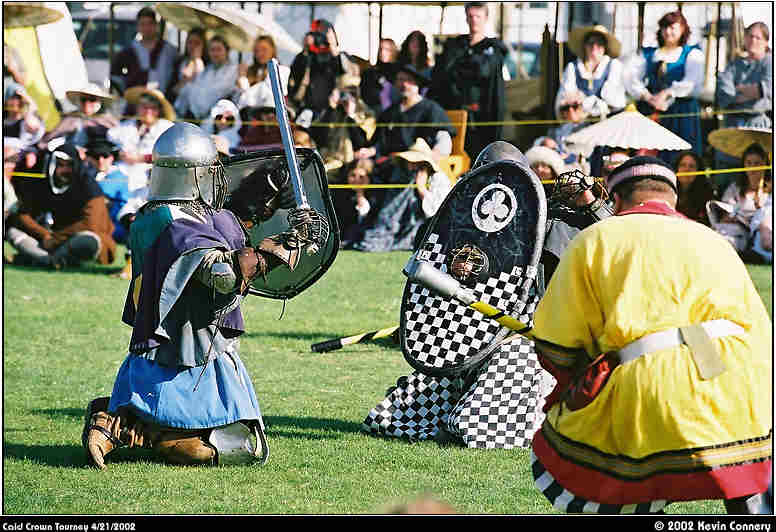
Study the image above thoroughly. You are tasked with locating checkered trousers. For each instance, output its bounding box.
[362,335,556,449]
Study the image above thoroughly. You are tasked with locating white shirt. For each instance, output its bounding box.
[108,118,174,190]
[556,55,627,118]
[174,62,239,119]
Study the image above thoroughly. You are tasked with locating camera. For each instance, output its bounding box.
[307,31,330,55]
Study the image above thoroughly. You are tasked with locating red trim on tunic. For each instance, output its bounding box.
[616,200,688,218]
[533,430,772,503]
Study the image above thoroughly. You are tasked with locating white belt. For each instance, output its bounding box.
[615,319,744,379]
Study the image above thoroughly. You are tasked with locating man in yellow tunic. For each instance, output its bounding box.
[529,156,772,514]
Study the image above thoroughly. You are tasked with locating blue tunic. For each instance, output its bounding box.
[109,205,263,429]
[637,45,702,162]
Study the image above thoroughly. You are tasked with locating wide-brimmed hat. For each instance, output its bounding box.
[396,63,431,87]
[708,127,773,160]
[525,145,566,178]
[394,138,441,174]
[568,24,622,59]
[66,83,114,107]
[124,86,176,121]
[84,137,121,157]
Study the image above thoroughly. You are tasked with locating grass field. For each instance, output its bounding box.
[1,247,772,515]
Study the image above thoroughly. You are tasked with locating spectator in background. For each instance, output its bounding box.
[168,27,208,104]
[360,38,399,115]
[558,24,626,119]
[707,143,772,258]
[332,158,376,247]
[599,148,633,180]
[236,105,282,151]
[84,137,135,245]
[201,99,242,153]
[430,1,507,159]
[673,150,715,225]
[288,19,358,118]
[714,21,772,189]
[548,91,590,167]
[3,83,43,149]
[108,87,175,191]
[236,35,290,110]
[111,7,177,95]
[3,137,23,229]
[6,143,116,269]
[398,31,433,80]
[40,84,118,151]
[351,139,449,252]
[526,145,566,194]
[173,35,239,121]
[356,64,454,163]
[316,76,371,176]
[625,10,704,162]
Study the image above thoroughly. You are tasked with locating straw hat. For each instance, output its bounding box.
[525,145,566,178]
[124,86,176,121]
[708,127,773,160]
[394,138,442,174]
[568,24,622,59]
[66,83,114,107]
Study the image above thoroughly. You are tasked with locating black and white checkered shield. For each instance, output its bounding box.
[400,159,547,377]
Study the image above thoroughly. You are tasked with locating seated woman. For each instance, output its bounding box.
[673,150,716,225]
[168,27,208,105]
[174,35,239,120]
[331,158,376,247]
[558,24,626,119]
[3,83,43,149]
[707,143,772,259]
[40,84,118,150]
[625,10,704,162]
[107,87,175,191]
[350,138,450,252]
[525,145,567,195]
[201,99,243,153]
[236,35,291,110]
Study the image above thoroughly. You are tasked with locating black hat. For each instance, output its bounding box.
[85,137,120,157]
[606,155,678,194]
[396,63,431,87]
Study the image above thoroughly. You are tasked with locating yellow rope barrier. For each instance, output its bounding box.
[11,165,771,183]
[107,106,762,129]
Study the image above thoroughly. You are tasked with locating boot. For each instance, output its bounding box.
[83,399,216,469]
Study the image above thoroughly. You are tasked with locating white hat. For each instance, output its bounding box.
[525,145,565,178]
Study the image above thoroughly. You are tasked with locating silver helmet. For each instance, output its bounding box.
[147,122,227,209]
[471,140,530,170]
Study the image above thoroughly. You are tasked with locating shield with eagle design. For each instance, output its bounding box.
[399,148,547,377]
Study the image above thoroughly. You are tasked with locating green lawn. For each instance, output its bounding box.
[2,248,772,515]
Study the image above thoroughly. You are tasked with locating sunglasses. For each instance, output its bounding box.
[88,152,113,159]
[215,114,235,123]
[560,103,582,112]
[82,96,100,103]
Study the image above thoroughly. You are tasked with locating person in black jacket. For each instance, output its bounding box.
[429,2,507,159]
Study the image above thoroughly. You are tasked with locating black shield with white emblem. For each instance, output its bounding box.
[400,158,546,377]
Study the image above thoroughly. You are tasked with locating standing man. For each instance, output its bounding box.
[430,1,507,159]
[82,123,300,469]
[111,7,177,96]
[529,156,772,514]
